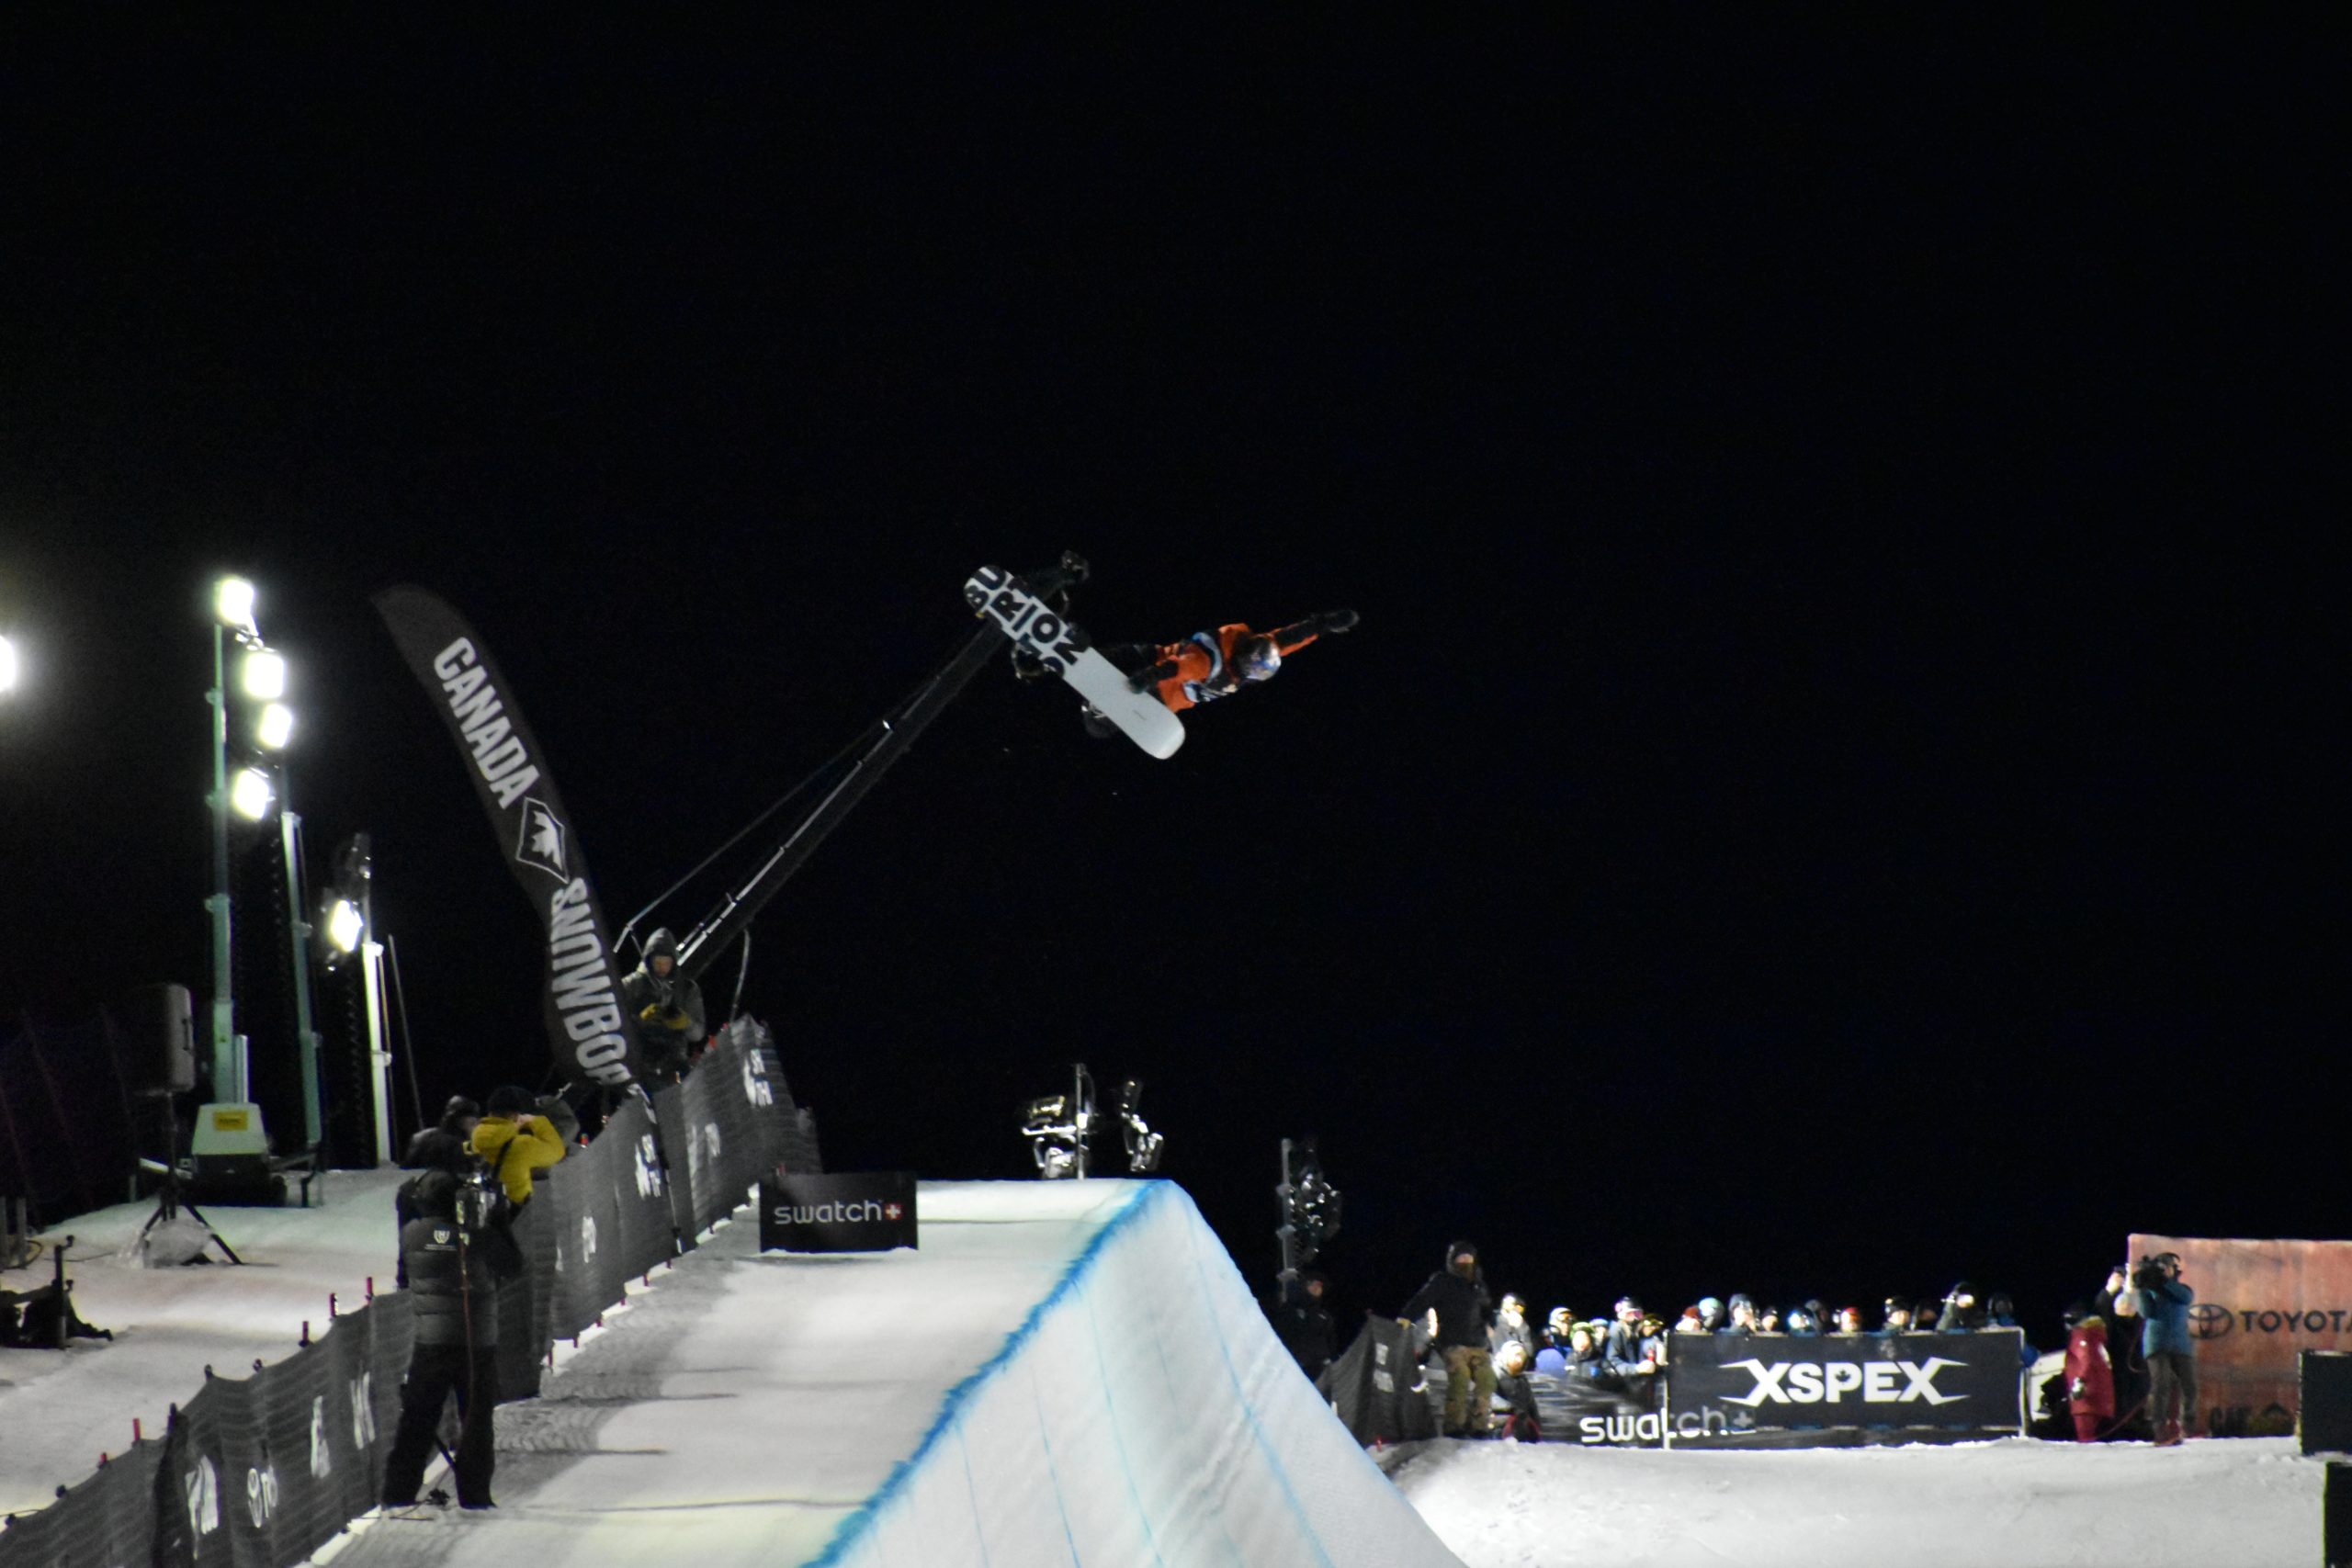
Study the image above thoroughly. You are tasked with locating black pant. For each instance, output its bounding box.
[382,1343,500,1506]
[2148,1349,2199,1436]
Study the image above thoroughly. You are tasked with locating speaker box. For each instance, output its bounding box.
[2307,1351,2352,1457]
[122,983,197,1095]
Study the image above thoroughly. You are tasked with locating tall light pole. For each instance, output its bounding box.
[208,579,252,1100]
[205,576,322,1149]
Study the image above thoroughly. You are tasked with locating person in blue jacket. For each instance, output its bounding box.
[2133,1252,2199,1446]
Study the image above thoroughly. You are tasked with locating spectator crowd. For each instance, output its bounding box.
[1274,1239,2189,1447]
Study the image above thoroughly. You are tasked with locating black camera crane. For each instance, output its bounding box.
[645,554,1091,997]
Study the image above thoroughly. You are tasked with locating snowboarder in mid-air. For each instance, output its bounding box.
[1111,611,1358,711]
[1049,610,1357,735]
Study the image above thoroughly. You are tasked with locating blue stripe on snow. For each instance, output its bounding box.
[806,1180,1162,1567]
[1178,1202,1338,1568]
[1080,1269,1168,1566]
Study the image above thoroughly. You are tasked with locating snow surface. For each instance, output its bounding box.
[2,1167,413,1514]
[5,1172,1459,1566]
[1393,1433,2328,1568]
[12,1175,2333,1568]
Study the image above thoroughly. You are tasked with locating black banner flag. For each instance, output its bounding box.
[374,586,639,1090]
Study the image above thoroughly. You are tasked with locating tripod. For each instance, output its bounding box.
[135,1093,243,1266]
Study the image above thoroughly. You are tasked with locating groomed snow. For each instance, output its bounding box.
[1393,1433,2327,1568]
[2,1168,413,1516]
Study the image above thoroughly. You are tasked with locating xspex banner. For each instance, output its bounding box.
[374,586,639,1090]
[1665,1330,2024,1441]
[759,1171,917,1253]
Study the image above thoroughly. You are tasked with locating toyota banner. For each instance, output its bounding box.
[1665,1330,2025,1447]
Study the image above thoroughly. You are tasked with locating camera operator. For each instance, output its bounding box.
[621,928,707,1089]
[2132,1252,2198,1446]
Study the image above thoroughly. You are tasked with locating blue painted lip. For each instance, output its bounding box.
[806,1179,1164,1567]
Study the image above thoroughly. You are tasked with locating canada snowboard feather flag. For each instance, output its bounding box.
[375,585,641,1090]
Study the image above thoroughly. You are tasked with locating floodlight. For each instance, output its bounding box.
[325,897,364,954]
[230,767,275,820]
[240,648,287,700]
[255,701,294,750]
[215,577,257,632]
[0,634,17,694]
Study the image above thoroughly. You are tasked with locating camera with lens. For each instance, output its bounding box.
[2132,1253,2177,1291]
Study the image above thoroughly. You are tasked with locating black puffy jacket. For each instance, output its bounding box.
[399,1215,497,1349]
[1401,1241,1494,1349]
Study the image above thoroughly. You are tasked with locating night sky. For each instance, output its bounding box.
[1,17,2331,1343]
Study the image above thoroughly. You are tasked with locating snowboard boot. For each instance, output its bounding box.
[1080,705,1116,739]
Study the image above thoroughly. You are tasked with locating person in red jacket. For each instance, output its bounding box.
[1110,610,1360,714]
[2063,1301,2116,1442]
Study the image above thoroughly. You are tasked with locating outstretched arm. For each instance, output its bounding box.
[1271,609,1359,654]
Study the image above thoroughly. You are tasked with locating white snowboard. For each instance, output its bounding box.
[966,566,1185,759]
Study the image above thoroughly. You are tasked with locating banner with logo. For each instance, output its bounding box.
[2131,1234,2352,1438]
[759,1172,917,1252]
[375,586,639,1092]
[1665,1331,2024,1446]
[1534,1370,1667,1448]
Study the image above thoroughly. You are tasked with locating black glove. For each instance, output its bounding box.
[1316,609,1360,634]
[1127,661,1172,694]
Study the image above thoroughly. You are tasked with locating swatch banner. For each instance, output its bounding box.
[374,586,639,1090]
[1665,1330,2024,1439]
[2131,1234,2352,1438]
[759,1171,917,1252]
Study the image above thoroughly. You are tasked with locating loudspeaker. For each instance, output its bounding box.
[2308,1351,2352,1456]
[122,983,197,1095]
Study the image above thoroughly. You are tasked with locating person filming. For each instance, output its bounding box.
[2132,1252,2198,1446]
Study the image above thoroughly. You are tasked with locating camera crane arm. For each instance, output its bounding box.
[670,553,1091,986]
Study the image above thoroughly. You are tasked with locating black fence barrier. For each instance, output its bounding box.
[0,1020,820,1568]
[1319,1316,1439,1445]
[1664,1330,2026,1448]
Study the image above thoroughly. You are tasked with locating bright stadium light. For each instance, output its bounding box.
[215,576,257,633]
[240,648,287,700]
[230,767,275,820]
[255,701,295,750]
[325,897,364,954]
[0,634,18,694]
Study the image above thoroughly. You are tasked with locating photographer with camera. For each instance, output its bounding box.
[622,928,707,1089]
[2132,1252,2198,1446]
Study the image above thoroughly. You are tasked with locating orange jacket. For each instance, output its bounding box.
[1143,622,1321,712]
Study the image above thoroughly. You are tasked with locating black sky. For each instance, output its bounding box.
[1,15,2333,1339]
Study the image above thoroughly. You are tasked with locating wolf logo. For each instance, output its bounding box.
[515,796,569,881]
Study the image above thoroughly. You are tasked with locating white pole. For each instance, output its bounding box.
[361,941,394,1167]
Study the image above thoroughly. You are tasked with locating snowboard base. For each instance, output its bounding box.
[966,566,1184,759]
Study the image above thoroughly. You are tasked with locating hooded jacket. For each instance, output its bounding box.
[2064,1316,2116,1417]
[622,928,707,1071]
[471,1111,567,1204]
[1400,1240,1494,1349]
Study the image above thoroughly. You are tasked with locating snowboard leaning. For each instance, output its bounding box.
[966,566,1185,759]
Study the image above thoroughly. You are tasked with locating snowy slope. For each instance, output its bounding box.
[1,1168,411,1515]
[300,1178,1459,1568]
[1394,1433,2327,1568]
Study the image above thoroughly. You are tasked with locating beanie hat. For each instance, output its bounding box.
[413,1169,461,1220]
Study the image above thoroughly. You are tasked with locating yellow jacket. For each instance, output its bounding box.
[471,1113,567,1203]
